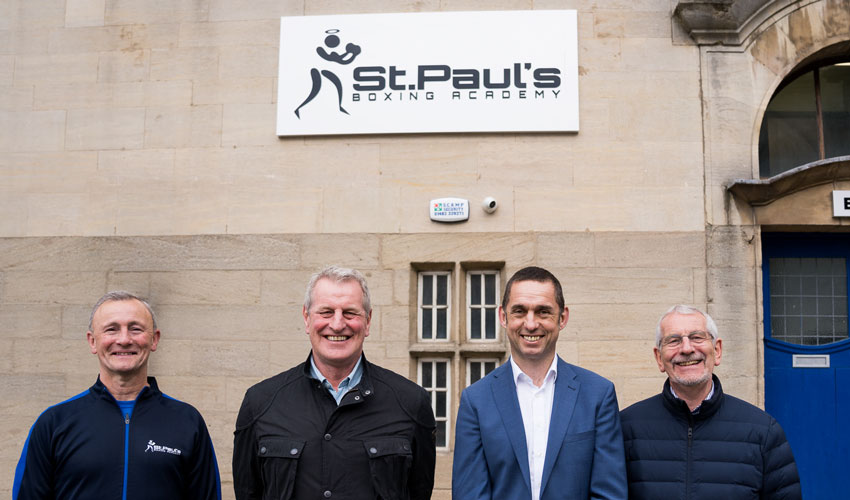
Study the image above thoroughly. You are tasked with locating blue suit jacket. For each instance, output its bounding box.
[452,357,627,500]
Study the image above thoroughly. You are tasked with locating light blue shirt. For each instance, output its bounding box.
[310,355,364,405]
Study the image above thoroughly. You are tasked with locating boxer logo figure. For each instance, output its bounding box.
[294,29,362,118]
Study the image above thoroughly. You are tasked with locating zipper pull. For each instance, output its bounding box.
[125,413,130,425]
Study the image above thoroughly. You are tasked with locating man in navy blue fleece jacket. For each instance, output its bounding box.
[13,291,221,500]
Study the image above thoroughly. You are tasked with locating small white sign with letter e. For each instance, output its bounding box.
[833,190,850,217]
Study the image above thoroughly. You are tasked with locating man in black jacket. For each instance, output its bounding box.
[233,266,436,500]
[13,291,221,500]
[620,304,801,500]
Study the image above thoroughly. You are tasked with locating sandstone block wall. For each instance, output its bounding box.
[0,0,796,498]
[0,231,737,497]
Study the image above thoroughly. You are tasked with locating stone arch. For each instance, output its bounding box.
[748,1,850,134]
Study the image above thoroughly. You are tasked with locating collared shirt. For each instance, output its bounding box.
[309,355,363,405]
[511,355,559,500]
[670,381,715,414]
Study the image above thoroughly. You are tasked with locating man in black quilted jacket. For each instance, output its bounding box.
[620,305,801,500]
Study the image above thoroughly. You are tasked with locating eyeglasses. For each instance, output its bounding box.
[660,331,712,349]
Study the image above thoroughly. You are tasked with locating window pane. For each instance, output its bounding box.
[470,363,482,384]
[421,362,432,388]
[759,71,818,177]
[436,421,446,447]
[435,391,446,417]
[818,317,835,340]
[817,257,836,273]
[470,274,481,305]
[802,296,817,316]
[803,316,817,335]
[421,309,432,339]
[818,296,834,315]
[837,316,848,334]
[485,274,496,304]
[436,361,446,387]
[436,275,448,305]
[771,274,785,295]
[484,361,496,374]
[785,258,801,274]
[786,275,801,295]
[422,274,433,305]
[771,296,784,316]
[436,309,447,339]
[786,314,801,335]
[801,276,817,295]
[817,276,834,295]
[485,308,496,339]
[820,64,850,159]
[772,316,785,337]
[801,258,817,274]
[470,308,481,339]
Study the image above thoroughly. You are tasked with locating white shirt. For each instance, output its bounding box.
[511,355,559,500]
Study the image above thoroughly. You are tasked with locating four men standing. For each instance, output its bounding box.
[12,269,801,500]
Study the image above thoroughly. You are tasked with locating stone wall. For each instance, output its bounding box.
[0,0,804,498]
[0,231,722,498]
[0,0,703,237]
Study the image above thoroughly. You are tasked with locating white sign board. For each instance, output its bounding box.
[834,191,850,217]
[277,10,579,136]
[430,198,469,222]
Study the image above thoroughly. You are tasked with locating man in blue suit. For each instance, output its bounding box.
[452,266,627,500]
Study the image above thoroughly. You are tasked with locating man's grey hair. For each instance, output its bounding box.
[304,266,371,314]
[655,304,719,348]
[89,291,158,331]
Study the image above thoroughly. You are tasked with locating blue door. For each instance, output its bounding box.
[762,233,850,499]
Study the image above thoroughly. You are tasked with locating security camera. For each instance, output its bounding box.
[482,197,498,214]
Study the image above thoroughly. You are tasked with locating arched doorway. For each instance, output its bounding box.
[755,50,850,499]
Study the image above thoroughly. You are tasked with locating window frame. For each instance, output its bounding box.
[465,270,501,342]
[417,271,452,342]
[465,357,500,387]
[759,59,850,178]
[417,357,451,450]
[762,232,850,350]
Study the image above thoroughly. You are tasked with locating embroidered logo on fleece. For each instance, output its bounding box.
[145,440,182,455]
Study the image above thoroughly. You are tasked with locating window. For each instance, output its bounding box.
[467,271,500,341]
[759,62,850,177]
[763,233,850,346]
[466,358,499,386]
[768,257,848,345]
[418,359,450,448]
[418,272,450,341]
[413,265,506,451]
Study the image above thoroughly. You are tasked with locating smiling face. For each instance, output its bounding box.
[87,299,160,382]
[500,280,568,370]
[304,277,371,377]
[654,312,722,392]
